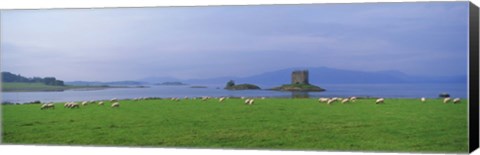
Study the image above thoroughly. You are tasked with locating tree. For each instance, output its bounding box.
[225,80,235,88]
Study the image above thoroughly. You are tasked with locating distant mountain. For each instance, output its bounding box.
[138,67,467,87]
[231,67,466,86]
[156,82,188,86]
[139,76,180,84]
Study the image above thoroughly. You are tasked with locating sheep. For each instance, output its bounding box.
[70,103,80,108]
[202,96,209,101]
[248,99,255,105]
[64,102,71,108]
[318,98,329,103]
[41,103,55,110]
[111,102,120,108]
[375,98,384,104]
[443,97,451,104]
[453,98,461,104]
[421,97,426,103]
[245,99,251,104]
[327,99,335,105]
[98,101,104,106]
[219,97,225,102]
[261,97,266,100]
[81,101,88,106]
[341,98,349,104]
[110,98,118,102]
[350,96,357,102]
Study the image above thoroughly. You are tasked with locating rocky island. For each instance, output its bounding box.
[270,70,325,92]
[224,80,261,90]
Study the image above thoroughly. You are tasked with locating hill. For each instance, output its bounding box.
[140,67,467,86]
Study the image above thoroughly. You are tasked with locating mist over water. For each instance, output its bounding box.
[2,83,467,103]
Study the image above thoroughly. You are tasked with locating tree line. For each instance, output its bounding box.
[1,72,65,86]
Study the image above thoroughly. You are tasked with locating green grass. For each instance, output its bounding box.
[2,82,67,92]
[1,98,468,153]
[1,82,116,92]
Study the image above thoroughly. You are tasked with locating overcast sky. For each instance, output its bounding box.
[0,2,469,81]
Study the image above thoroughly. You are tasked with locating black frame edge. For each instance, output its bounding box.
[469,1,479,153]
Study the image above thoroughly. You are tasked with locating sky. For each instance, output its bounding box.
[0,2,469,82]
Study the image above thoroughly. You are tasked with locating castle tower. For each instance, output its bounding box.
[291,70,309,85]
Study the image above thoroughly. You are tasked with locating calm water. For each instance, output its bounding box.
[1,83,467,103]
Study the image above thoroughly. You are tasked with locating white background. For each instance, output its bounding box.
[0,0,479,155]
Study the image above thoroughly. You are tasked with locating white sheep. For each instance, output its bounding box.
[41,103,55,110]
[318,98,329,103]
[248,99,255,105]
[376,98,384,104]
[245,99,251,104]
[111,102,120,108]
[81,101,88,106]
[70,103,80,108]
[443,97,451,104]
[421,97,426,103]
[110,98,118,102]
[327,99,335,105]
[98,101,104,106]
[341,98,349,104]
[350,96,357,102]
[453,98,461,104]
[64,102,71,108]
[261,97,266,100]
[219,97,225,102]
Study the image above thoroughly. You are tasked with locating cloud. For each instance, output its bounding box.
[0,2,469,81]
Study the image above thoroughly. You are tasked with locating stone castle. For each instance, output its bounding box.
[291,70,309,85]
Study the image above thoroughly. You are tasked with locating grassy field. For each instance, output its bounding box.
[1,98,468,153]
[1,82,120,92]
[1,82,68,92]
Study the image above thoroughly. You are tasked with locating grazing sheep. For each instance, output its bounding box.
[110,98,118,102]
[341,98,349,104]
[111,102,120,108]
[376,98,384,104]
[81,101,88,106]
[318,98,329,103]
[202,96,209,101]
[327,99,335,105]
[261,97,266,100]
[453,98,461,104]
[70,103,80,108]
[248,99,255,105]
[41,103,55,110]
[245,99,251,104]
[421,97,426,103]
[98,101,104,106]
[350,96,357,102]
[443,97,451,104]
[64,102,71,108]
[219,97,225,102]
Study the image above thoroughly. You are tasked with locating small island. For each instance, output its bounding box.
[269,70,325,92]
[155,82,187,86]
[224,80,261,90]
[190,86,207,88]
